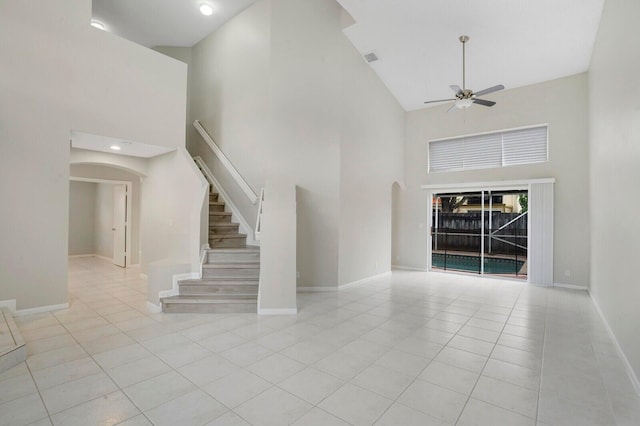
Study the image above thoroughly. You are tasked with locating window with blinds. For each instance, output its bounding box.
[428,125,548,173]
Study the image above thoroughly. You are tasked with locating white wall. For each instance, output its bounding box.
[68,181,96,255]
[141,148,209,284]
[153,46,193,141]
[187,0,404,288]
[0,0,188,309]
[395,73,590,288]
[94,183,114,260]
[589,0,640,383]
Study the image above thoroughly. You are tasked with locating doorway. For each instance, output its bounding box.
[68,177,132,268]
[430,187,529,280]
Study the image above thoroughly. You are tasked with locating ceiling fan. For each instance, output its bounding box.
[424,35,504,112]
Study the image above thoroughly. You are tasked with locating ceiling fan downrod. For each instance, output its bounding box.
[460,35,469,91]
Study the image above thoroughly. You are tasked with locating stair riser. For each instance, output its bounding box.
[202,268,259,279]
[209,194,219,202]
[209,239,245,248]
[209,204,225,212]
[207,252,260,263]
[179,285,259,296]
[163,303,257,314]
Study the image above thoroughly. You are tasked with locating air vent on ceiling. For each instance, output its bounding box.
[364,52,379,63]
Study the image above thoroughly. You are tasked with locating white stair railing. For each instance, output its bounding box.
[255,188,265,241]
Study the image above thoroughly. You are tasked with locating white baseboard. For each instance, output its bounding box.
[297,286,337,292]
[589,293,640,395]
[554,282,589,291]
[0,300,17,313]
[146,301,162,314]
[14,303,69,317]
[392,264,427,272]
[68,254,114,263]
[339,271,392,290]
[258,308,298,315]
[158,272,200,299]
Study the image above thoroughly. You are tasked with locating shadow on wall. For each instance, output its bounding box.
[391,181,403,267]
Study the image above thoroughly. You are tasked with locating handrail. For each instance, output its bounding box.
[193,120,258,204]
[255,188,265,241]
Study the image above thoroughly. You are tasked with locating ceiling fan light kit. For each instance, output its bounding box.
[424,35,504,112]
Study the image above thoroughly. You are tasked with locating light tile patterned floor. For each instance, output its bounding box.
[1,256,639,425]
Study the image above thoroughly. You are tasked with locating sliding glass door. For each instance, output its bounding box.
[431,188,528,280]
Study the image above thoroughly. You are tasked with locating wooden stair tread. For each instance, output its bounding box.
[161,295,257,304]
[209,233,247,239]
[179,278,258,284]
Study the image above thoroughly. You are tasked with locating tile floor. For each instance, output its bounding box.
[1,256,639,425]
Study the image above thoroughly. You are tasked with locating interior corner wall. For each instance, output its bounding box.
[337,34,405,285]
[398,73,590,287]
[68,181,97,255]
[0,0,187,309]
[589,0,640,382]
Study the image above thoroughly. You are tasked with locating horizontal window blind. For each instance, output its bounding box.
[428,125,548,172]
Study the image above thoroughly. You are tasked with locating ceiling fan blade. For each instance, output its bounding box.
[424,98,456,104]
[473,98,496,107]
[473,84,504,97]
[450,85,463,96]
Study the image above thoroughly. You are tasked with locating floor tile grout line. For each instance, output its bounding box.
[370,293,478,424]
[45,288,156,425]
[451,287,533,425]
[22,359,54,424]
[533,301,549,424]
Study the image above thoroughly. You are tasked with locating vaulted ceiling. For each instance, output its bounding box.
[92,0,605,111]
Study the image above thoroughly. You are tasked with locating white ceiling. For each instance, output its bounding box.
[71,131,174,158]
[338,0,605,111]
[91,0,256,47]
[92,0,605,112]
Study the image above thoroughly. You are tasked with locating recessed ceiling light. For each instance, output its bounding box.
[110,145,121,151]
[90,20,106,31]
[199,4,214,16]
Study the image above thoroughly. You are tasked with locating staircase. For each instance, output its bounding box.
[160,189,260,313]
